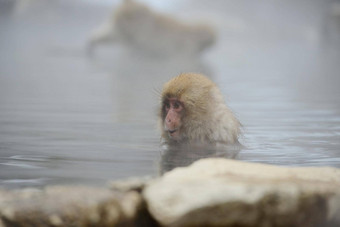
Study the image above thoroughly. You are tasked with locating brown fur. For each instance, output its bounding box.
[160,73,241,145]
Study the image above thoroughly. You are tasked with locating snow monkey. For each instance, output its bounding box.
[88,0,216,57]
[159,73,241,147]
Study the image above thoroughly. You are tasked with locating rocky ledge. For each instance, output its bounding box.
[1,158,340,227]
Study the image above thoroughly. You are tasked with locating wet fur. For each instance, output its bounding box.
[160,73,241,145]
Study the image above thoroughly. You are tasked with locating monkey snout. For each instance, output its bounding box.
[164,108,181,139]
[165,121,177,131]
[164,123,177,131]
[165,116,178,130]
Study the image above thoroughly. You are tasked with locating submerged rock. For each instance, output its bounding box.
[109,176,153,193]
[143,158,340,227]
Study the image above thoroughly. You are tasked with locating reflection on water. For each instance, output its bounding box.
[0,0,340,188]
[159,143,241,174]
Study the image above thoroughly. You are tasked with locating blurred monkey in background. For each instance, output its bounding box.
[88,0,216,57]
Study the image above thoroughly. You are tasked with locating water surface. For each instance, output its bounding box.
[0,0,339,188]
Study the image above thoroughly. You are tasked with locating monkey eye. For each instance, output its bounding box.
[173,101,181,109]
[164,102,170,109]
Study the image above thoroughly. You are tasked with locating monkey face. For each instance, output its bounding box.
[163,98,184,140]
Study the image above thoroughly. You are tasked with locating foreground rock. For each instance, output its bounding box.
[0,186,153,227]
[143,158,340,227]
[0,158,339,227]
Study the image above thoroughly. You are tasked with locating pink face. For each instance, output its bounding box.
[163,98,184,140]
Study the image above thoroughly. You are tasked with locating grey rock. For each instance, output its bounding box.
[1,158,340,227]
[144,158,340,227]
[0,186,146,227]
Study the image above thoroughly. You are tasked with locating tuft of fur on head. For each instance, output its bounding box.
[160,73,241,145]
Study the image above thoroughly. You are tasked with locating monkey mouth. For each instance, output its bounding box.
[167,128,180,138]
[168,129,177,134]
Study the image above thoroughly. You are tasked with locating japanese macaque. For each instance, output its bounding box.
[159,73,241,146]
[88,0,216,57]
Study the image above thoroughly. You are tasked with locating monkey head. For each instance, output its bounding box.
[160,73,240,145]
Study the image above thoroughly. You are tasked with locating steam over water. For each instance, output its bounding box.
[0,0,339,188]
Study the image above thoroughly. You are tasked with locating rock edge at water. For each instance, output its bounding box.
[1,158,340,227]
